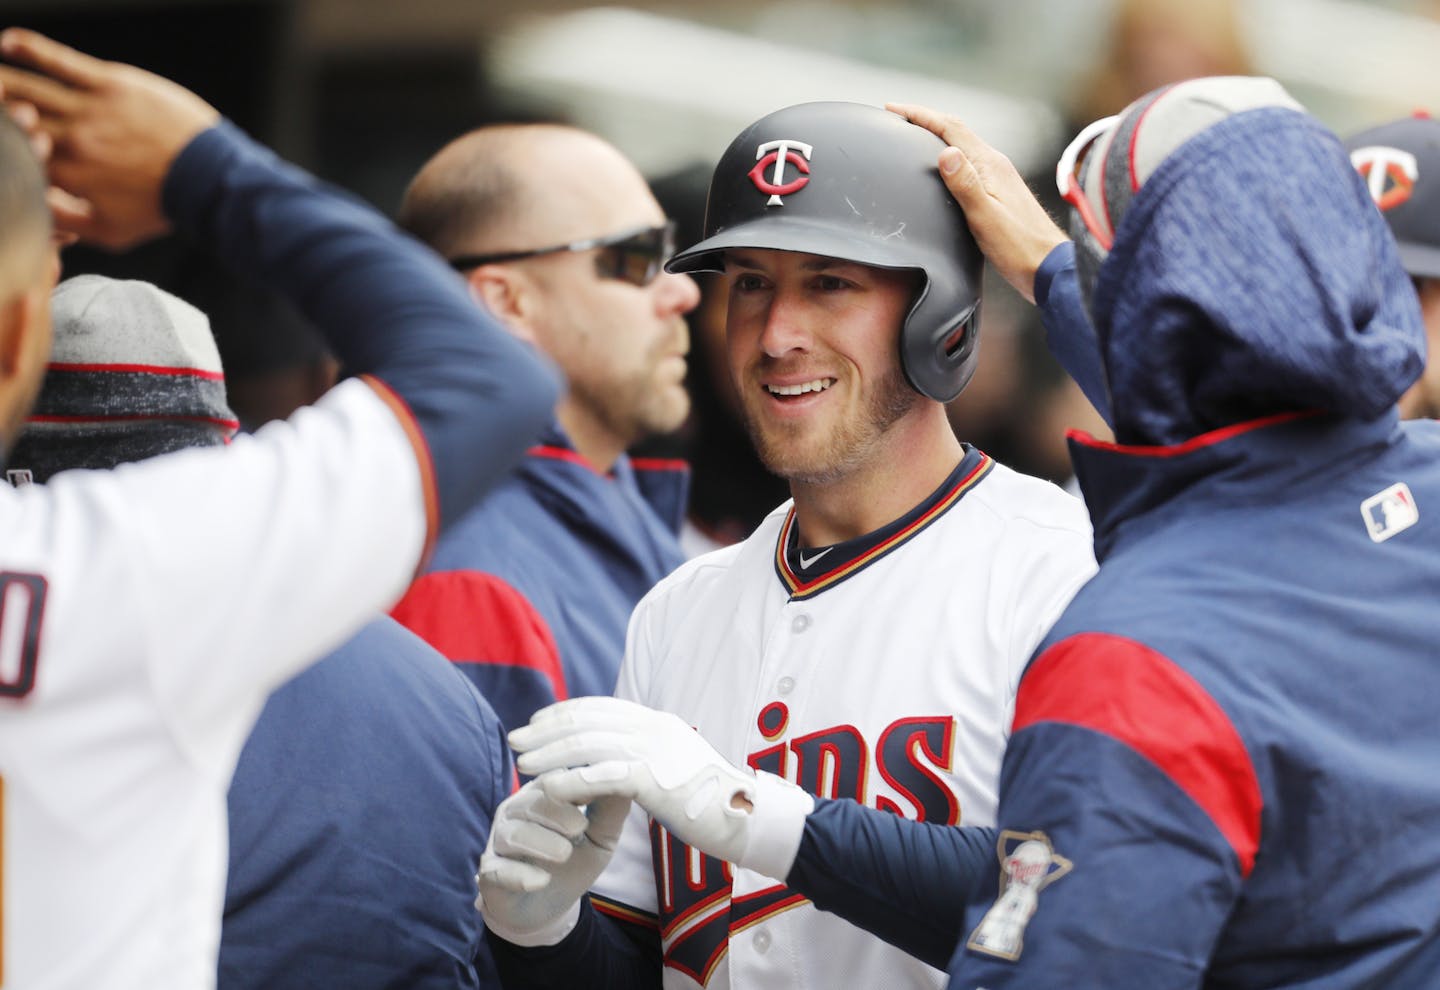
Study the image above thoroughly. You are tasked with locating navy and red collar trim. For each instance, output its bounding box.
[774,448,994,600]
[526,430,689,479]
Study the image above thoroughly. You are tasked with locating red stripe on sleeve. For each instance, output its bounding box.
[1013,632,1262,876]
[47,361,225,380]
[390,570,567,703]
[360,374,440,569]
[26,413,240,432]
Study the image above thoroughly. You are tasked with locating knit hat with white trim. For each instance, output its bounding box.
[1068,76,1304,317]
[7,275,239,485]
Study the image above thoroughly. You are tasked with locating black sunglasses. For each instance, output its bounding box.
[448,221,677,288]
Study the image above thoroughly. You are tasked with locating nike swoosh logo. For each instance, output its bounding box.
[798,547,834,569]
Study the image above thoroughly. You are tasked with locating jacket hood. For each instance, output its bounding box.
[1087,104,1424,446]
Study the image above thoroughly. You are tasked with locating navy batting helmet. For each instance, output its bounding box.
[666,102,984,402]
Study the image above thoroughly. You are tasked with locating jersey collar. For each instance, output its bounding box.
[773,446,994,600]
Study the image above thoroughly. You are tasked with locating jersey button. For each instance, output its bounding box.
[754,929,772,954]
[791,614,811,633]
[777,676,795,695]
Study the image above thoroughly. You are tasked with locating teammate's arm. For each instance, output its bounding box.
[788,799,998,970]
[162,116,555,545]
[0,28,558,541]
[0,32,559,732]
[952,634,1246,989]
[1033,242,1111,424]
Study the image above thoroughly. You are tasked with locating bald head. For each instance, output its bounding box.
[398,124,659,261]
[0,111,52,302]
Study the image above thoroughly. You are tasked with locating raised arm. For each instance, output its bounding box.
[0,31,559,734]
[0,28,559,538]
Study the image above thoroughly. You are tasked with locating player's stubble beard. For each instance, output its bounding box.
[741,359,920,487]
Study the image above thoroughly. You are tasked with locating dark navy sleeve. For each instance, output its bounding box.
[949,633,1251,989]
[1034,242,1112,427]
[785,798,997,970]
[162,121,560,536]
[487,897,661,989]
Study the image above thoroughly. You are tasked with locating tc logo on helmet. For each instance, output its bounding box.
[749,139,814,206]
[1350,145,1419,211]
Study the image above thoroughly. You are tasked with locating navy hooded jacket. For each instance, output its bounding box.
[949,104,1440,988]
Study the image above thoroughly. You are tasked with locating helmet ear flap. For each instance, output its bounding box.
[901,275,982,402]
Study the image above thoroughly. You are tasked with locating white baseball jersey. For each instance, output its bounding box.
[0,380,426,990]
[591,451,1097,989]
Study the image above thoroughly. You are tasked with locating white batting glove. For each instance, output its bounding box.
[475,777,630,947]
[511,697,815,881]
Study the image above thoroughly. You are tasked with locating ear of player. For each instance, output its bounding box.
[512,696,816,881]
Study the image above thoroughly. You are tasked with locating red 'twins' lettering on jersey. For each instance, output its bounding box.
[653,705,960,982]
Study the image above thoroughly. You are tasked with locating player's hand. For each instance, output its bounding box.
[513,697,815,880]
[475,778,630,947]
[888,102,1067,304]
[0,28,220,250]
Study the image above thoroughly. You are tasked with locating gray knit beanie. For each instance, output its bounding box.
[7,275,238,486]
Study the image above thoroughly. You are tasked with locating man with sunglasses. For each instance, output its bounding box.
[390,124,700,733]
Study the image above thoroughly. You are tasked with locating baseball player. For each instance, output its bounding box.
[7,274,517,988]
[0,30,556,989]
[491,79,1440,990]
[1344,113,1440,420]
[476,101,1097,989]
[549,80,1440,989]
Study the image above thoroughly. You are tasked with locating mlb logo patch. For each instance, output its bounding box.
[5,469,32,488]
[1361,482,1419,543]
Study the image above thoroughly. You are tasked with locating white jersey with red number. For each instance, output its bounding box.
[592,452,1097,990]
[0,380,426,990]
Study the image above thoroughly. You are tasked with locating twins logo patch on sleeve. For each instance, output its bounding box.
[966,830,1073,961]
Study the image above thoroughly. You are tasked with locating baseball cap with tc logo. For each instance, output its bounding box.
[1345,112,1440,281]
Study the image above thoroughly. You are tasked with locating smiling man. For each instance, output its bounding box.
[476,102,1097,990]
[391,124,699,733]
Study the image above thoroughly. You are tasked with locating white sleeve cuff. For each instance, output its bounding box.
[739,771,816,881]
[478,897,581,949]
